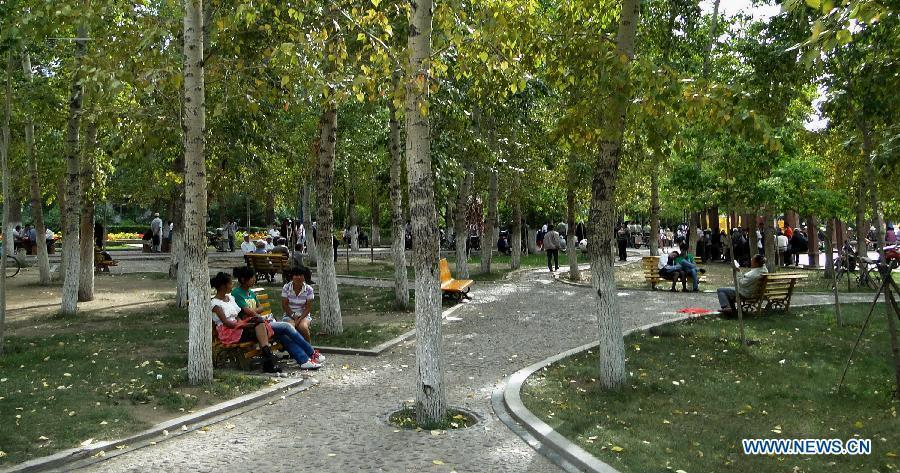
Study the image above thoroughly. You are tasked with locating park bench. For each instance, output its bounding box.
[94,249,118,273]
[641,255,707,290]
[212,288,282,370]
[244,253,290,284]
[740,273,807,314]
[439,258,474,301]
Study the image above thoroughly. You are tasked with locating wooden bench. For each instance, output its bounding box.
[94,249,118,273]
[439,258,474,300]
[244,253,290,284]
[641,256,707,290]
[212,288,282,370]
[740,273,807,314]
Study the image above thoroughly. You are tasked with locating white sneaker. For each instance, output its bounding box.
[300,360,322,370]
[312,350,326,362]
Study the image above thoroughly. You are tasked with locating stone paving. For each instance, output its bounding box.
[75,267,875,473]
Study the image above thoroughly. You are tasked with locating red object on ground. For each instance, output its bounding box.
[677,308,713,315]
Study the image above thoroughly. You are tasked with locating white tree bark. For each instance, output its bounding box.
[649,167,660,255]
[587,0,640,391]
[303,182,317,265]
[453,171,473,278]
[0,52,13,353]
[567,156,580,281]
[480,169,498,273]
[511,199,522,270]
[388,89,410,309]
[763,209,776,272]
[78,121,98,302]
[22,51,51,285]
[183,0,212,384]
[406,0,445,425]
[315,105,343,335]
[60,24,88,316]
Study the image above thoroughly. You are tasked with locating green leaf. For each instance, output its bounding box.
[804,0,820,9]
[836,29,851,44]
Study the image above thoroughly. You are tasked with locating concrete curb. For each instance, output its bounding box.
[495,313,699,473]
[2,376,317,473]
[315,301,469,357]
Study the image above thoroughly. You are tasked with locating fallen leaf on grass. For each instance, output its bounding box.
[432,460,445,465]
[80,438,95,447]
[853,421,863,429]
[611,446,624,452]
[327,453,337,457]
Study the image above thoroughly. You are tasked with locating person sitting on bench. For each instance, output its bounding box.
[716,254,768,317]
[281,266,324,365]
[659,251,688,292]
[210,272,281,373]
[232,266,322,369]
[675,243,703,292]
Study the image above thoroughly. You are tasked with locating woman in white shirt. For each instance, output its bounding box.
[210,272,280,373]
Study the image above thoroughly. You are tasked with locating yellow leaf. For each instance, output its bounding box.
[853,421,863,429]
[433,460,445,465]
[611,446,624,452]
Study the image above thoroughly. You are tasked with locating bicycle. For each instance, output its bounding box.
[3,253,21,278]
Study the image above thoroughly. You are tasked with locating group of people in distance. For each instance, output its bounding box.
[10,224,56,253]
[210,265,325,372]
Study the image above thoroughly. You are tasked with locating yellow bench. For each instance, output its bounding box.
[212,288,282,370]
[244,253,290,284]
[642,255,707,290]
[740,273,807,314]
[440,258,474,300]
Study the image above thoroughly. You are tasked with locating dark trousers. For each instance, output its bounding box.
[617,240,627,261]
[546,249,559,271]
[228,235,235,252]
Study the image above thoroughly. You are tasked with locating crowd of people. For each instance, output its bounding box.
[10,223,56,254]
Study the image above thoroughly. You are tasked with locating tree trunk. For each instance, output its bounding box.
[824,217,835,279]
[861,125,885,256]
[855,184,867,259]
[480,169,498,273]
[388,89,409,309]
[60,23,88,316]
[315,105,343,335]
[526,224,536,254]
[264,193,275,226]
[567,157,580,281]
[23,51,51,285]
[304,183,317,265]
[406,0,445,425]
[371,189,381,247]
[511,200,522,270]
[349,186,359,251]
[454,171,473,278]
[763,209,776,272]
[0,52,13,353]
[807,215,819,268]
[587,0,640,391]
[649,168,660,256]
[748,213,758,256]
[183,0,212,385]
[169,154,188,308]
[78,121,98,302]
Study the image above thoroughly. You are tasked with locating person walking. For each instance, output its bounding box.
[616,223,628,262]
[150,213,163,253]
[227,219,237,252]
[542,225,561,272]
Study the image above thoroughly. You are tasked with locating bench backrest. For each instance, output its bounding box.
[758,273,802,298]
[244,254,289,272]
[641,256,660,276]
[439,258,453,284]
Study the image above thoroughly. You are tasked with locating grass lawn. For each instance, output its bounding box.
[260,284,423,348]
[0,306,271,466]
[615,260,889,293]
[522,303,899,473]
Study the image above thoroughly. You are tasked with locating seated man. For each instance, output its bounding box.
[675,243,704,292]
[497,234,511,256]
[716,255,769,316]
[658,251,687,292]
[240,235,256,254]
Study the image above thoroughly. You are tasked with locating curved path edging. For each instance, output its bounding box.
[496,313,698,473]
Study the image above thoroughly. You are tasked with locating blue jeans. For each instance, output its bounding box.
[270,321,314,365]
[679,261,699,290]
[717,287,736,309]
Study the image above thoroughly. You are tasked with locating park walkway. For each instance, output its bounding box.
[77,269,874,473]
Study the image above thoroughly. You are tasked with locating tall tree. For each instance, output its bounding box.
[60,22,88,316]
[453,170,473,278]
[78,121,98,301]
[0,52,12,353]
[388,78,410,309]
[480,169,498,273]
[183,0,212,385]
[315,105,344,335]
[587,0,640,390]
[406,0,445,424]
[22,50,51,285]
